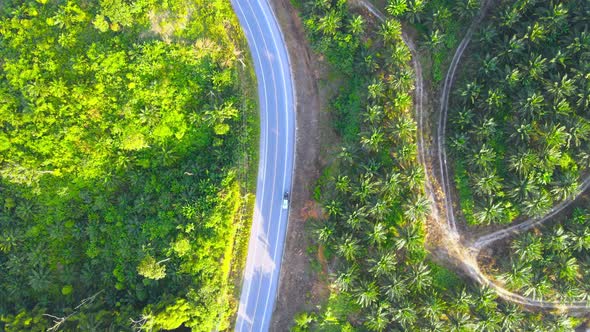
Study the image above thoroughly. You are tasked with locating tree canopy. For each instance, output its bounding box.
[0,0,257,330]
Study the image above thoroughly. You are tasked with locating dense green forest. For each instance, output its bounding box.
[0,0,257,330]
[483,207,590,303]
[448,0,590,225]
[292,0,586,330]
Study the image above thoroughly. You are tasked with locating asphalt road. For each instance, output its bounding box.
[230,0,295,331]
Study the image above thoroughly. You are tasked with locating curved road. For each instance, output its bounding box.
[231,0,295,331]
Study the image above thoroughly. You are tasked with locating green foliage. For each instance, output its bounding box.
[296,0,581,330]
[430,262,461,291]
[448,0,590,225]
[488,208,590,303]
[300,0,367,141]
[400,0,478,84]
[0,0,256,330]
[137,255,167,280]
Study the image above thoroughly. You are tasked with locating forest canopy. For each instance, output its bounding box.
[0,0,257,330]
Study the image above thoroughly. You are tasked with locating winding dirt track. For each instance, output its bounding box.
[354,0,590,314]
[436,2,489,235]
[473,176,590,249]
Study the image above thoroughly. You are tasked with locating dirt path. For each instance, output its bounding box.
[473,176,590,249]
[436,0,499,235]
[267,1,324,330]
[355,0,590,314]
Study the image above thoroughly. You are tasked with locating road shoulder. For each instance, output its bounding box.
[267,0,324,330]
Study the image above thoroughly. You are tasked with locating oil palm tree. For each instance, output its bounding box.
[355,281,380,308]
[369,251,396,277]
[365,303,390,331]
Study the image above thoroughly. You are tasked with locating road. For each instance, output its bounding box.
[231,0,295,331]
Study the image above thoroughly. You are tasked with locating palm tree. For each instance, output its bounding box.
[521,91,545,120]
[402,166,424,191]
[405,0,425,24]
[527,21,548,44]
[395,116,416,143]
[363,105,383,125]
[511,232,544,262]
[316,223,335,244]
[403,194,430,223]
[449,133,469,155]
[365,303,390,331]
[367,222,388,247]
[380,20,402,44]
[510,123,533,143]
[349,15,364,36]
[546,74,576,99]
[474,199,505,225]
[355,281,380,308]
[393,304,418,330]
[333,265,357,292]
[386,0,408,17]
[390,43,412,67]
[499,304,525,330]
[499,261,532,291]
[505,68,521,87]
[384,273,409,302]
[28,265,52,293]
[325,200,343,217]
[551,170,580,201]
[369,252,396,277]
[335,175,351,193]
[354,173,380,204]
[527,54,548,81]
[508,151,539,176]
[395,223,423,253]
[448,312,474,332]
[508,175,538,202]
[543,123,570,150]
[460,81,481,105]
[382,172,402,199]
[522,191,552,217]
[474,286,498,312]
[568,118,590,147]
[453,0,479,20]
[480,55,499,76]
[337,235,360,261]
[368,80,385,101]
[426,29,445,50]
[337,146,356,165]
[360,128,385,153]
[474,171,503,196]
[501,7,520,27]
[317,10,341,36]
[469,144,496,171]
[522,275,551,300]
[453,288,475,314]
[408,262,432,293]
[346,207,367,231]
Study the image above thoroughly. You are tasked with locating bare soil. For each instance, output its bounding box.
[267,1,333,330]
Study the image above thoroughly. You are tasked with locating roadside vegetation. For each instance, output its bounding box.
[447,0,590,226]
[0,0,257,330]
[291,0,583,330]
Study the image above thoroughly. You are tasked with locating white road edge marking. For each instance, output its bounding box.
[232,1,271,331]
